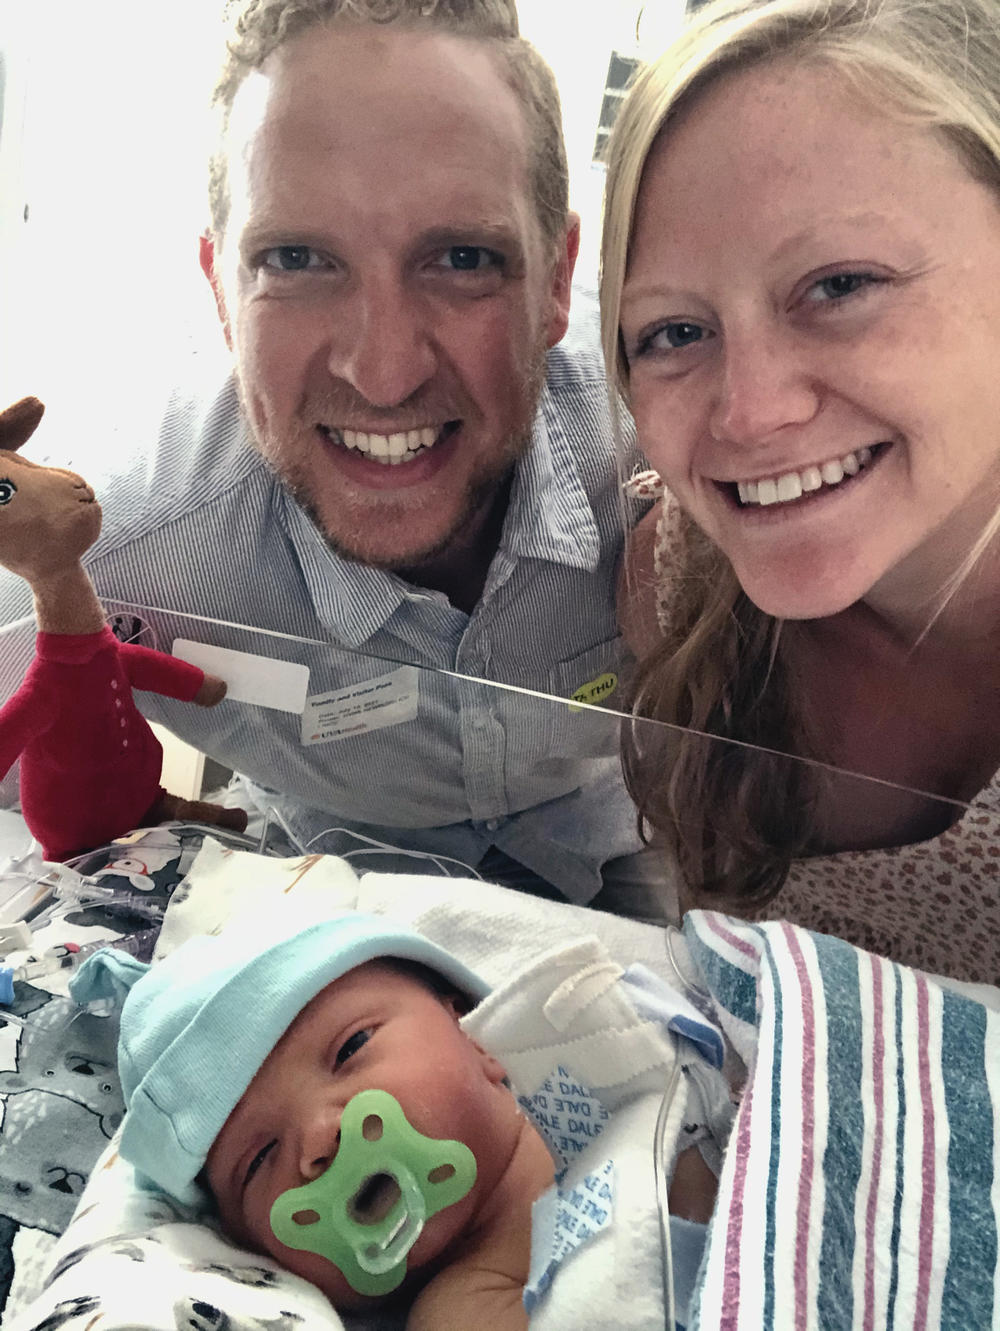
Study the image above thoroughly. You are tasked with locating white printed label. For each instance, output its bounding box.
[300,666,418,746]
[172,640,310,715]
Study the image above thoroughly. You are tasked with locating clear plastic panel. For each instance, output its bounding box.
[0,601,968,901]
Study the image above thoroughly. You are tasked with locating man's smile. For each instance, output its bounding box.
[318,422,461,467]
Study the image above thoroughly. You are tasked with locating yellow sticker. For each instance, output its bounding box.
[570,672,618,710]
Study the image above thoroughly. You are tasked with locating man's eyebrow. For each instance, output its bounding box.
[416,223,525,258]
[236,224,340,258]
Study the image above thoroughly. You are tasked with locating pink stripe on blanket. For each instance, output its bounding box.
[863,955,887,1331]
[914,977,935,1331]
[784,923,818,1331]
[703,911,760,961]
[720,1067,757,1329]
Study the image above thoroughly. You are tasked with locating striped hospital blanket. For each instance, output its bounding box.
[684,911,999,1331]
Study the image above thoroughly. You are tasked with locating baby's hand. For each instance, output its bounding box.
[0,398,45,453]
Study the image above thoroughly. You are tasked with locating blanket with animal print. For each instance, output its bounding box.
[0,826,209,1324]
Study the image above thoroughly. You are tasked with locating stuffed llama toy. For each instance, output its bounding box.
[0,396,248,860]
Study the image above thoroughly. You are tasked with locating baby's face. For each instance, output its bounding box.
[205,960,514,1309]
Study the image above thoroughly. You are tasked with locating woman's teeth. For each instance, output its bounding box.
[737,445,875,507]
[337,426,439,466]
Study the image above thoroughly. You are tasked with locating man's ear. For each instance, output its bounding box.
[544,211,581,349]
[199,233,233,351]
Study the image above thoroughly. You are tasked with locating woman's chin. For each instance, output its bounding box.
[735,573,864,623]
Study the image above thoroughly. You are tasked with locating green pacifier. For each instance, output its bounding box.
[270,1088,477,1297]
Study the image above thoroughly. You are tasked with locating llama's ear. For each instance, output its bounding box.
[0,398,45,454]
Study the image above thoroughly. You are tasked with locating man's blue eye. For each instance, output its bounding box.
[450,247,484,270]
[264,246,316,272]
[443,246,501,272]
[335,1029,372,1065]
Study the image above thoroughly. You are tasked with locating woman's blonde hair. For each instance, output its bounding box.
[600,0,1000,899]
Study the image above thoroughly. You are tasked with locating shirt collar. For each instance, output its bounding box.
[502,379,601,571]
[276,489,412,648]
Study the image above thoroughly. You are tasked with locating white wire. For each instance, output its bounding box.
[654,1057,682,1330]
[300,825,485,880]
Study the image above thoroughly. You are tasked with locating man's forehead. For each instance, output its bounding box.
[224,24,532,214]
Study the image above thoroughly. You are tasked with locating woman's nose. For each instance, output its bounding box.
[708,326,820,447]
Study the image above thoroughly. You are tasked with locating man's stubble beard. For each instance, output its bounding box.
[235,349,548,574]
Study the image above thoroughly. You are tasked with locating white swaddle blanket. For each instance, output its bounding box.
[463,937,733,1331]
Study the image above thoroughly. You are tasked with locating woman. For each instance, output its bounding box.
[601,0,1000,983]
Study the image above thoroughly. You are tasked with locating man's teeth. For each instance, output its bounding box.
[737,446,874,507]
[337,426,439,466]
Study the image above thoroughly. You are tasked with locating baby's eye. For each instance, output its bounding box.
[335,1028,373,1066]
[244,1139,276,1188]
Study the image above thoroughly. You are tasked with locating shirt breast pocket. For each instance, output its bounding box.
[544,636,629,758]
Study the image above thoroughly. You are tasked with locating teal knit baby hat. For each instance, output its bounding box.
[71,910,490,1206]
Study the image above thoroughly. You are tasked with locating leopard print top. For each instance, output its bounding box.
[623,472,1000,985]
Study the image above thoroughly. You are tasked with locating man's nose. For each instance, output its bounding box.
[708,325,820,448]
[299,1109,342,1182]
[329,283,438,409]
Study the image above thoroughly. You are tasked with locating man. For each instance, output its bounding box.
[0,0,654,905]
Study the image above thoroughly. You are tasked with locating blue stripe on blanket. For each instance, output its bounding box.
[682,919,758,1027]
[940,991,996,1328]
[886,971,905,1331]
[814,935,863,1331]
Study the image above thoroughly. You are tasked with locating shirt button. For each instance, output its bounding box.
[110,680,119,690]
[486,818,500,832]
[120,718,127,728]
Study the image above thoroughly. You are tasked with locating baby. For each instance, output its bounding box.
[75,911,722,1329]
[78,912,558,1330]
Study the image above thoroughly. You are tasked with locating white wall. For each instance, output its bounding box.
[0,1,687,467]
[517,0,687,284]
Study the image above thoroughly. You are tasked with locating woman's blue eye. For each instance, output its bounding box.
[810,272,879,302]
[661,322,705,348]
[335,1029,372,1065]
[636,321,708,357]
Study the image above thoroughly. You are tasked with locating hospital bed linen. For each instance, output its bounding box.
[8,839,1000,1330]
